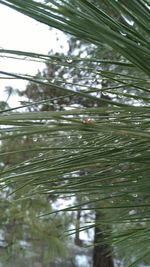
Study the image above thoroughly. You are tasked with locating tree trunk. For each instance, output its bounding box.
[93,211,114,267]
[74,208,83,247]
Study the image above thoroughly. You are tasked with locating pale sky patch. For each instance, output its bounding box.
[0,4,68,107]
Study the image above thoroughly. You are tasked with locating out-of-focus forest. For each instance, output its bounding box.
[0,1,150,267]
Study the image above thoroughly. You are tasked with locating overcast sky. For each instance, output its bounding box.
[0,4,68,107]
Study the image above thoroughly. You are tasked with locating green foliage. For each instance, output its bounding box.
[0,0,150,266]
[0,130,73,266]
[0,187,70,266]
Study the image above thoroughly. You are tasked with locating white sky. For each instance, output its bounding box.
[0,4,69,107]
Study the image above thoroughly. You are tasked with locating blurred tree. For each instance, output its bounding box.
[17,34,116,267]
[0,0,149,267]
[0,133,73,267]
